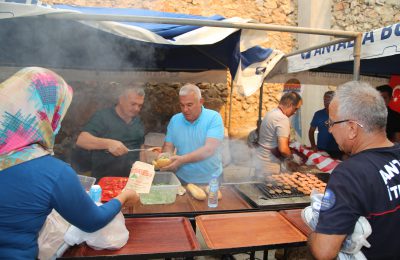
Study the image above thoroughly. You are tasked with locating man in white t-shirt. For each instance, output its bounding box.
[255,91,302,178]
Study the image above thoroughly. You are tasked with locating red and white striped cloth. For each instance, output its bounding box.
[290,142,340,173]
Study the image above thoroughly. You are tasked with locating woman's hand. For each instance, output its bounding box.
[115,189,139,207]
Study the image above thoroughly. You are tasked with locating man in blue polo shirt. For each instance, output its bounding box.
[308,90,342,159]
[160,84,224,184]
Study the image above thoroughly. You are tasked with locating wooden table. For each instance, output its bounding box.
[122,185,253,216]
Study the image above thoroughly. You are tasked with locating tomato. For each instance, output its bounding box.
[98,177,128,202]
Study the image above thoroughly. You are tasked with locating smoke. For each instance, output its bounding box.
[222,138,259,183]
[0,16,158,71]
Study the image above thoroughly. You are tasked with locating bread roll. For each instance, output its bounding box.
[187,183,207,200]
[152,153,172,169]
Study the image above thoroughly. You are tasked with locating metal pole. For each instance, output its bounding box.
[353,33,362,81]
[44,13,360,38]
[228,80,234,135]
[257,81,264,134]
[284,37,353,58]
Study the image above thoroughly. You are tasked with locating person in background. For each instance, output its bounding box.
[76,87,146,180]
[255,91,302,178]
[160,83,224,184]
[376,84,400,143]
[308,91,343,159]
[308,81,400,259]
[0,67,138,259]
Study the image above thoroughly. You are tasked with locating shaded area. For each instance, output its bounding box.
[0,16,237,71]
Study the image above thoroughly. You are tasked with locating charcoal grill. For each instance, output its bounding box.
[255,183,304,199]
[233,172,330,210]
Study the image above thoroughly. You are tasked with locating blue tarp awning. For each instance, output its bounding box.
[0,2,284,96]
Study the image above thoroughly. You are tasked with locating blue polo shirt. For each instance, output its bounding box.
[310,108,340,152]
[165,107,224,184]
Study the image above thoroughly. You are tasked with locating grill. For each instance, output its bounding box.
[255,183,304,199]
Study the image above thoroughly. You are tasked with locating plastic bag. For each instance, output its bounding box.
[38,210,71,260]
[301,189,371,259]
[64,211,129,250]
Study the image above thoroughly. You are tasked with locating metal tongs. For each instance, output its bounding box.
[126,147,161,153]
[105,147,161,153]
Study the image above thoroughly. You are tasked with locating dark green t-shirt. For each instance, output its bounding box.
[83,107,144,180]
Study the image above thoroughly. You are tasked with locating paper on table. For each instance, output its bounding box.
[124,161,155,194]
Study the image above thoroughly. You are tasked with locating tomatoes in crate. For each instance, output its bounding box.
[98,177,128,202]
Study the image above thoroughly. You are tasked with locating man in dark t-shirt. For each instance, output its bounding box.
[76,87,145,180]
[308,81,400,259]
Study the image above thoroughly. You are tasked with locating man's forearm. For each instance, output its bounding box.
[76,132,112,150]
[308,232,344,260]
[180,145,216,164]
[309,128,316,147]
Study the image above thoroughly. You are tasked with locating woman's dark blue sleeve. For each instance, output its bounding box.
[51,164,122,232]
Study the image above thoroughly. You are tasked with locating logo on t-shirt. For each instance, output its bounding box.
[320,188,336,211]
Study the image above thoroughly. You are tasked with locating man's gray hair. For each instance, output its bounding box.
[335,81,387,133]
[279,91,302,108]
[122,86,146,98]
[179,83,202,101]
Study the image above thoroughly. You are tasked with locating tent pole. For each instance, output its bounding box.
[45,13,359,38]
[257,80,264,135]
[228,79,234,135]
[284,38,353,58]
[353,33,363,81]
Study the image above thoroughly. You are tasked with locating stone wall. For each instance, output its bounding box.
[332,0,400,31]
[39,0,298,141]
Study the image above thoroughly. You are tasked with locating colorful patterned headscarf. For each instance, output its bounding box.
[0,67,73,170]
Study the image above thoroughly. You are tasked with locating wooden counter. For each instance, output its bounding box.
[122,185,252,215]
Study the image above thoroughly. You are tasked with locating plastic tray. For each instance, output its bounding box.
[279,209,312,236]
[98,177,128,202]
[63,217,200,257]
[139,172,181,205]
[196,211,307,249]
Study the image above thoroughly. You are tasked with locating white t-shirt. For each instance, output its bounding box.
[254,108,290,175]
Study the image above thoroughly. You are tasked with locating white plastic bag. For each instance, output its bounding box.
[38,210,71,260]
[302,189,372,259]
[64,211,129,250]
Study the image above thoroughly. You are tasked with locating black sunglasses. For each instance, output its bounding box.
[325,119,364,129]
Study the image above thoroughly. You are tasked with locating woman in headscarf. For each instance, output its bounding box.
[0,67,138,259]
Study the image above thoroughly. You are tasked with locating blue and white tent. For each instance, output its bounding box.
[287,23,400,78]
[0,1,284,96]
